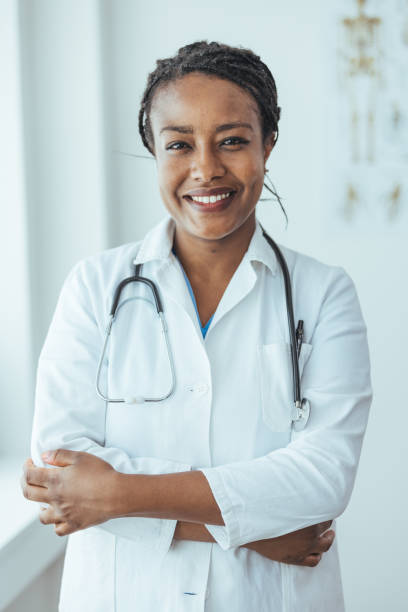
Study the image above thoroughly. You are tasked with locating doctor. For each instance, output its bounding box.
[22,41,372,611]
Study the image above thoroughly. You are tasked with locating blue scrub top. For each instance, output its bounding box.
[172,247,214,338]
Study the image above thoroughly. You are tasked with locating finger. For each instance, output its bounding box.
[54,522,71,537]
[42,449,81,467]
[317,520,333,536]
[303,553,321,567]
[24,464,53,488]
[23,458,38,481]
[39,506,59,526]
[21,476,50,503]
[23,458,34,470]
[318,530,335,552]
[284,553,321,567]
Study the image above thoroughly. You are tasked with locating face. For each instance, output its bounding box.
[149,72,275,243]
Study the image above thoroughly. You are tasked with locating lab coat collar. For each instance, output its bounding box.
[133,214,175,266]
[133,214,278,277]
[245,218,278,276]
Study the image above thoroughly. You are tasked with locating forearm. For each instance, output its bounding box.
[173,520,335,569]
[174,521,216,543]
[112,470,224,526]
[173,521,269,548]
[24,447,334,567]
[172,522,276,550]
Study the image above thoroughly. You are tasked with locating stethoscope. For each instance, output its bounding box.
[95,225,310,432]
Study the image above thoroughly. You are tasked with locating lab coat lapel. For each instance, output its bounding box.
[133,216,203,338]
[155,259,204,339]
[132,215,279,340]
[206,218,278,335]
[207,257,257,335]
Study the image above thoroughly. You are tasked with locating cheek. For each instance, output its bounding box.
[241,161,264,195]
[157,158,185,194]
[231,150,264,183]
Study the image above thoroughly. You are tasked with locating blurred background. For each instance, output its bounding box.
[1,0,407,609]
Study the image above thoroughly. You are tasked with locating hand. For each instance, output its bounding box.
[21,450,118,536]
[244,521,335,567]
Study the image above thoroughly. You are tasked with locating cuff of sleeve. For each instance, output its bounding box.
[199,467,240,550]
[100,461,192,555]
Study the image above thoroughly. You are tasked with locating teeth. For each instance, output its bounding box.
[190,192,232,203]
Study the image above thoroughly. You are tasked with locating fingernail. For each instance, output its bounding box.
[42,451,54,463]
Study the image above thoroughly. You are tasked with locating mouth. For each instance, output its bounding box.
[183,190,237,212]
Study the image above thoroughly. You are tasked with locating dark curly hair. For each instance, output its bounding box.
[138,40,287,224]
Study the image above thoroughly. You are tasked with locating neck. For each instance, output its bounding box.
[172,214,256,284]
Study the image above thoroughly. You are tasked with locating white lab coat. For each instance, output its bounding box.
[31,215,372,612]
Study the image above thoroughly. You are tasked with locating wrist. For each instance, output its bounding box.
[108,471,142,519]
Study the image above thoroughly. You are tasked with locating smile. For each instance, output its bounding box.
[189,192,232,204]
[184,191,236,212]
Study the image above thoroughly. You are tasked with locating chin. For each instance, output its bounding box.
[191,220,245,242]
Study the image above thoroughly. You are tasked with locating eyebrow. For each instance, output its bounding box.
[159,122,254,135]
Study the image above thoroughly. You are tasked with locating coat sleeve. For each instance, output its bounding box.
[31,259,190,555]
[200,266,373,550]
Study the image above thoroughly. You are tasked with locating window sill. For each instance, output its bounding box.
[0,457,66,610]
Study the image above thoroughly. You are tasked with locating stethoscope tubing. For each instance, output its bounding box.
[260,225,302,408]
[95,227,308,427]
[96,262,176,403]
[110,274,163,316]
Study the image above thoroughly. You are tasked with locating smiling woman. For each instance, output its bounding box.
[145,70,277,324]
[24,41,372,612]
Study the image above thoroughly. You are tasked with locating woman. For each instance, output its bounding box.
[22,41,372,611]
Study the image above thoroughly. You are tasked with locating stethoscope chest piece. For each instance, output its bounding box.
[292,398,311,432]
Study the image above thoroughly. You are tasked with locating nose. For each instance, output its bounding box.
[190,146,226,182]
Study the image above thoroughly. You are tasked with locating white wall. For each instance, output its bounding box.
[1,0,109,456]
[0,0,32,457]
[19,0,109,362]
[1,1,110,609]
[2,0,406,609]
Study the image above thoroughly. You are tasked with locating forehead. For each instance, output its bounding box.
[150,72,261,133]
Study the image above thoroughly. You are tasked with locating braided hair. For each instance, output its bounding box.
[138,40,287,224]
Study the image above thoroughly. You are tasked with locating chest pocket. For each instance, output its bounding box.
[257,342,313,432]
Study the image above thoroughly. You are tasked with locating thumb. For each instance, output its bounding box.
[41,449,79,466]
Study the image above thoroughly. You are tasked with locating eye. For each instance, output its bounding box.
[165,137,250,152]
[221,136,250,147]
[165,141,190,151]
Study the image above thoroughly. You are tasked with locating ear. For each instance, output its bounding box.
[263,132,276,166]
